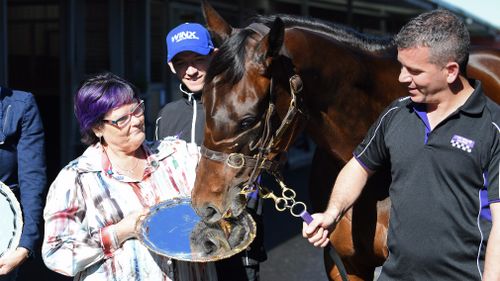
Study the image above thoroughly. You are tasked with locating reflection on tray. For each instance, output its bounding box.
[139,198,256,262]
[190,216,249,258]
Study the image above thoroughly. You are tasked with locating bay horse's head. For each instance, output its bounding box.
[192,1,307,224]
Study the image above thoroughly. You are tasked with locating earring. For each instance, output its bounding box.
[96,134,103,143]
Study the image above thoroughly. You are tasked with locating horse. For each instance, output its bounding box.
[191,1,500,280]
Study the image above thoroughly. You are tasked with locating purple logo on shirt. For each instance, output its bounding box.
[450,135,475,153]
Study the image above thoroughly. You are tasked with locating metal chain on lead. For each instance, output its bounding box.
[257,175,308,219]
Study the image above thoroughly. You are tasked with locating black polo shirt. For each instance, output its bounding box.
[354,81,500,280]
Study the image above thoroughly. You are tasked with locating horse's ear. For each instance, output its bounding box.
[267,17,285,58]
[202,0,232,43]
[254,17,285,69]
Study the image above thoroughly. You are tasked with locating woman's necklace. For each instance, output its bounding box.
[103,145,144,175]
[113,157,141,174]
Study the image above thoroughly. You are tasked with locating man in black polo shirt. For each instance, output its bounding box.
[303,9,500,280]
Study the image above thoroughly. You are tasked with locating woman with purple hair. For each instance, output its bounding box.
[41,72,217,281]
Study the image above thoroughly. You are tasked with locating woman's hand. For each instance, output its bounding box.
[114,209,149,245]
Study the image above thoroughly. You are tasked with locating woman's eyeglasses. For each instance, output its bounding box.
[103,100,145,128]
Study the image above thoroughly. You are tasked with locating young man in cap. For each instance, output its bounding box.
[156,22,266,281]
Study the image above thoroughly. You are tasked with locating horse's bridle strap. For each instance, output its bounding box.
[268,74,304,146]
[200,145,280,172]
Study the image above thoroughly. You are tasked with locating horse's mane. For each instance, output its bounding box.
[206,29,254,85]
[254,14,394,53]
[206,14,395,85]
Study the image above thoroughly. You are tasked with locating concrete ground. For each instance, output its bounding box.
[260,164,329,280]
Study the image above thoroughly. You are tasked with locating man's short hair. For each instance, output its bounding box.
[395,9,470,73]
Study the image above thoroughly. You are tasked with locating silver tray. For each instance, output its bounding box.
[0,181,23,257]
[139,197,256,262]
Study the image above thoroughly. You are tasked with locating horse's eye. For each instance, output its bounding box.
[240,117,256,130]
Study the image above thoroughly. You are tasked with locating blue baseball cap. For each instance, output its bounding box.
[166,23,214,62]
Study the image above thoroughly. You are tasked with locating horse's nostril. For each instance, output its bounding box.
[203,205,222,224]
[205,206,216,218]
[203,240,216,255]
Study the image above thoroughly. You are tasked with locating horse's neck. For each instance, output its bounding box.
[288,29,404,160]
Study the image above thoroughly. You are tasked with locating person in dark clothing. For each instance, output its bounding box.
[303,9,500,280]
[0,87,46,280]
[155,83,204,144]
[156,22,267,281]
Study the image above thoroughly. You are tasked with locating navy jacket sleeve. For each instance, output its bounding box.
[16,92,47,255]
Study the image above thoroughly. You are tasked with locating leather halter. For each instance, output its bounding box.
[199,23,306,193]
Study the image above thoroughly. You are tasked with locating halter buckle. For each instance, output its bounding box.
[289,74,303,93]
[226,153,246,169]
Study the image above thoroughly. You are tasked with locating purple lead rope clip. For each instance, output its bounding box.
[300,210,313,224]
